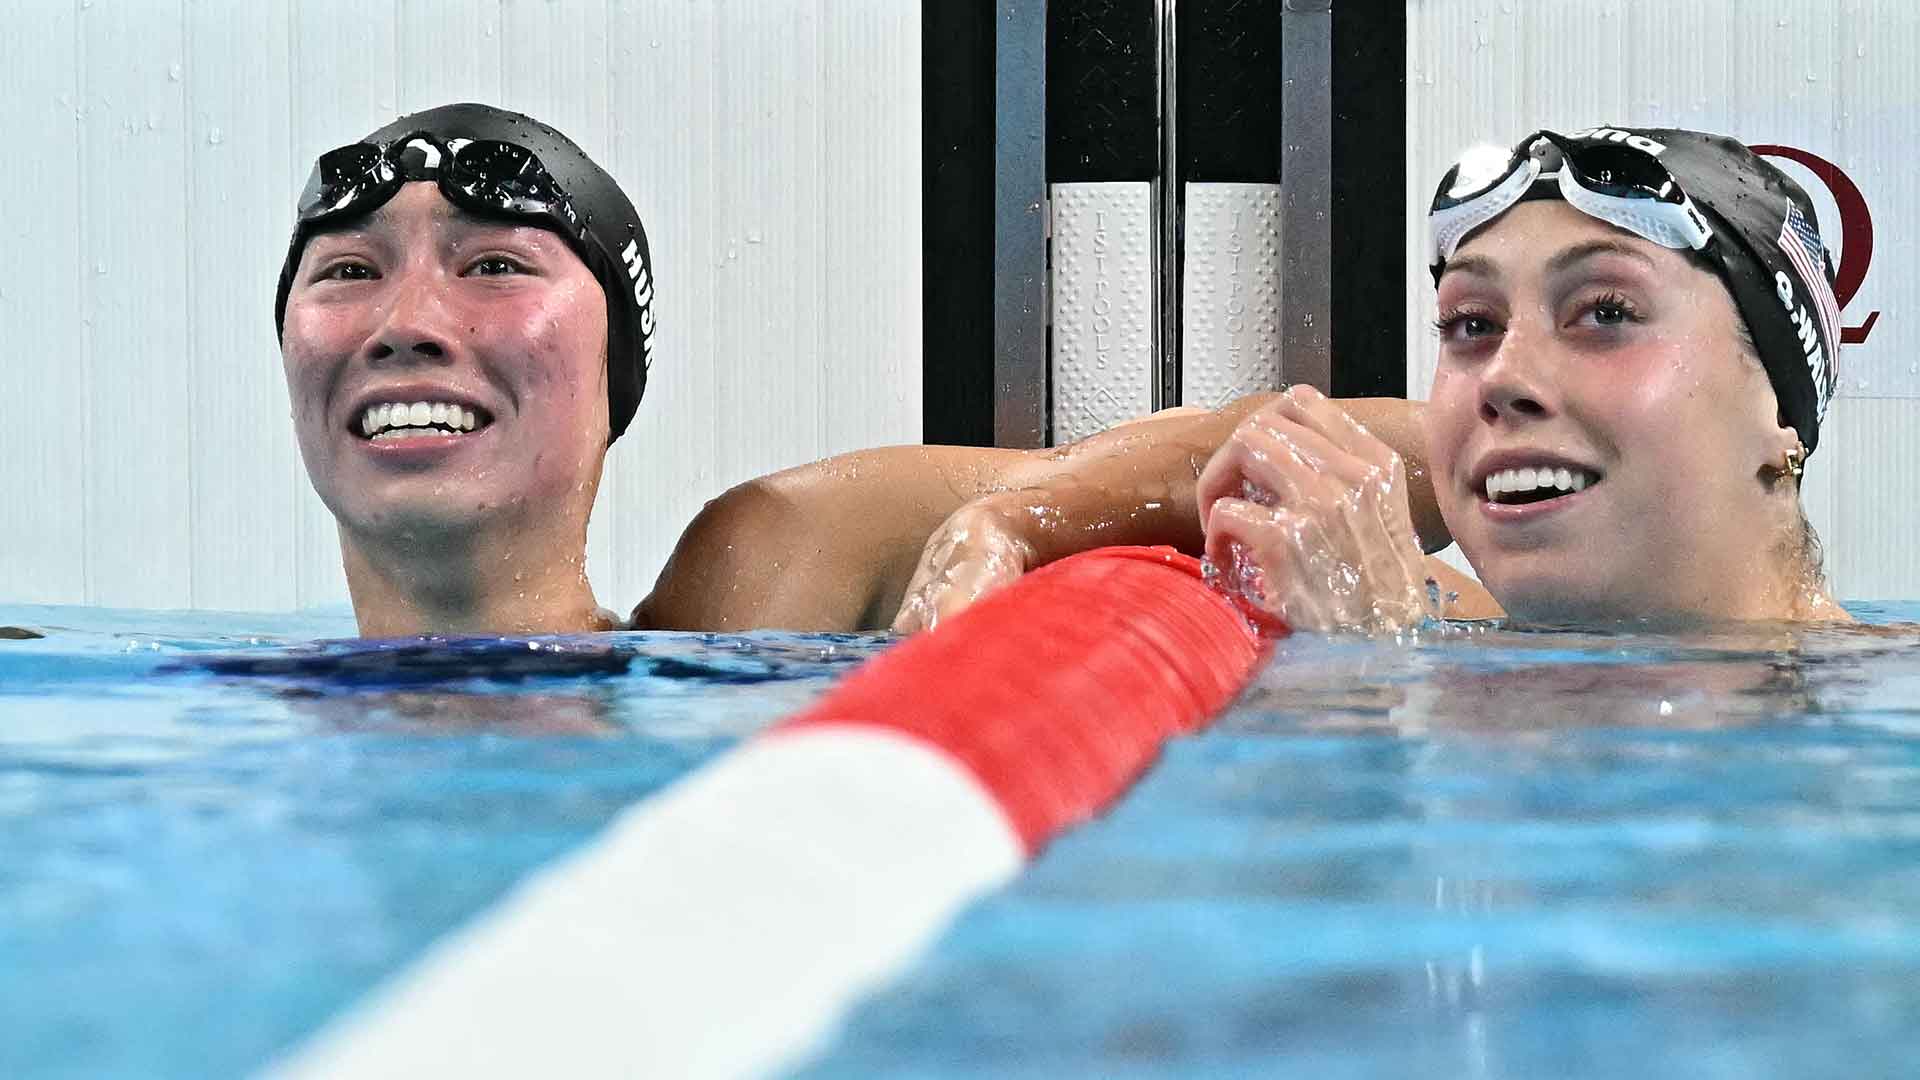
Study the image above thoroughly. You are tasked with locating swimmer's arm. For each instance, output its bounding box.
[634,395,1444,633]
[1426,557,1504,620]
[632,445,1033,632]
[886,395,1449,631]
[986,394,1451,562]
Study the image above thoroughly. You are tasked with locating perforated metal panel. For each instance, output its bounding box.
[1051,183,1157,441]
[1181,183,1284,408]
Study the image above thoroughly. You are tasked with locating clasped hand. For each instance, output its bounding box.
[1197,386,1436,634]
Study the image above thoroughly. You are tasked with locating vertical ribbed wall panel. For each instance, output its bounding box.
[186,0,297,612]
[605,0,723,611]
[0,1,85,603]
[821,1,922,457]
[80,1,192,608]
[0,1,920,613]
[1407,0,1920,600]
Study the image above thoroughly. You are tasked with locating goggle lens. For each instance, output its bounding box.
[294,134,583,241]
[298,143,398,220]
[447,141,569,218]
[1552,139,1684,204]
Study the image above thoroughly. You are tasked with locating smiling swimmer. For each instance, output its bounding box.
[1195,127,1850,631]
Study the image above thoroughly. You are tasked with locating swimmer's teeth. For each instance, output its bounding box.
[1484,465,1599,502]
[359,400,483,437]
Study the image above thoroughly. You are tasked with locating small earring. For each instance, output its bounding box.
[1776,442,1806,481]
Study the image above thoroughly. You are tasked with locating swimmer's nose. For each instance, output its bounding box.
[365,271,456,365]
[1476,337,1554,424]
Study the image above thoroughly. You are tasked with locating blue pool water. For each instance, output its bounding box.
[0,605,883,1080]
[805,611,1920,1079]
[5,603,1920,1078]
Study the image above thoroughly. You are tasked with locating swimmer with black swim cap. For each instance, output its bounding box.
[1195,126,1852,630]
[274,102,1440,637]
[278,103,654,446]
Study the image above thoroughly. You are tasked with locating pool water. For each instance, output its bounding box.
[0,605,883,1080]
[805,610,1920,1079]
[6,603,1920,1078]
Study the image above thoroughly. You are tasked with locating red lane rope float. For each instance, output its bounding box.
[780,545,1272,853]
[275,546,1277,1080]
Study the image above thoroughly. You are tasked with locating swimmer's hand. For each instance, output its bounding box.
[1197,386,1437,634]
[892,496,1040,634]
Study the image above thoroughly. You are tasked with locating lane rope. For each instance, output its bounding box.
[270,547,1274,1079]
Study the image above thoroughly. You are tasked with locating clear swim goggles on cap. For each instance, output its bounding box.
[1428,129,1714,272]
[294,131,588,246]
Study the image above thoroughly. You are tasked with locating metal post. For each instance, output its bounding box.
[1154,0,1180,410]
[1278,0,1333,392]
[993,0,1050,448]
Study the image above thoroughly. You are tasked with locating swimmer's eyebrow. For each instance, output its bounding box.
[1441,240,1658,286]
[1438,254,1502,284]
[1544,239,1658,277]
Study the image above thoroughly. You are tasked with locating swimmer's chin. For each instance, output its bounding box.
[330,501,511,548]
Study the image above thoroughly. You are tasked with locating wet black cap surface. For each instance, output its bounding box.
[1579,127,1839,455]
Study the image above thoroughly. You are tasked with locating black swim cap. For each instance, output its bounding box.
[1436,126,1842,456]
[274,103,656,443]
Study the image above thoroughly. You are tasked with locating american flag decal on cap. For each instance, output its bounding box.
[1777,205,1842,411]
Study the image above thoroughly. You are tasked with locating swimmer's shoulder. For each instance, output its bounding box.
[631,474,881,633]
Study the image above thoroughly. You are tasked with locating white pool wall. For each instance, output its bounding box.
[0,0,921,614]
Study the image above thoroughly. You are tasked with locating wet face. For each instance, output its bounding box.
[280,183,610,545]
[1427,201,1797,624]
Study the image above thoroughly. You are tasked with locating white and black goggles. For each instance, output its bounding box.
[1428,130,1715,274]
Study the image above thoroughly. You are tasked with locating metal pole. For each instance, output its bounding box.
[1278,0,1333,392]
[993,0,1050,447]
[1154,0,1180,410]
